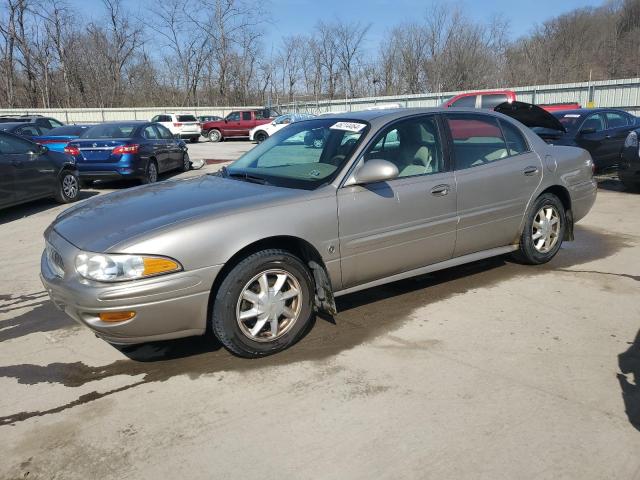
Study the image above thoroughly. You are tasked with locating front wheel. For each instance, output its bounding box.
[254,131,267,143]
[181,152,191,172]
[208,129,222,142]
[514,193,566,265]
[211,249,314,358]
[54,171,80,203]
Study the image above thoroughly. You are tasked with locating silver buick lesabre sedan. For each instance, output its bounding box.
[41,104,597,357]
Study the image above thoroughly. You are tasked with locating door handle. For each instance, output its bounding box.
[430,184,450,196]
[523,166,539,176]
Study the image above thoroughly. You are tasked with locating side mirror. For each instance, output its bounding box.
[347,159,399,186]
[580,127,596,135]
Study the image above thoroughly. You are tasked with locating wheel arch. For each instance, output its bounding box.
[538,184,574,241]
[207,235,337,329]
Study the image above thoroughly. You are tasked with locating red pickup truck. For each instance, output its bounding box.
[202,108,279,142]
[442,90,580,112]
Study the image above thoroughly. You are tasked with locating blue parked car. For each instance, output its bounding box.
[0,122,44,140]
[64,121,191,186]
[33,124,95,152]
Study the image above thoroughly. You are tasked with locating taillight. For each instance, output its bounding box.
[196,122,201,128]
[64,145,80,156]
[112,144,139,155]
[173,122,183,127]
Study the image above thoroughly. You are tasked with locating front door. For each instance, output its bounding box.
[156,124,182,167]
[575,113,608,169]
[1,134,53,203]
[338,115,458,288]
[444,113,543,257]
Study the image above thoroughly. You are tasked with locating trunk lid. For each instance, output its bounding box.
[68,138,131,162]
[495,101,567,133]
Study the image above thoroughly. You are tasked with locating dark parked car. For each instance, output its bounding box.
[0,122,44,140]
[0,115,64,132]
[619,129,640,191]
[524,106,637,172]
[64,121,191,186]
[33,124,95,152]
[0,131,79,210]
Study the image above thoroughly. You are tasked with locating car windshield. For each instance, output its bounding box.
[81,123,138,139]
[551,112,584,131]
[226,118,369,190]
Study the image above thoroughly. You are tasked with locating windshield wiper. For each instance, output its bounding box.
[226,171,269,185]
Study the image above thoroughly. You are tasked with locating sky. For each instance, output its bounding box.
[68,0,607,51]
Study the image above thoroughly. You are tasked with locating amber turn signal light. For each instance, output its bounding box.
[142,257,180,276]
[99,311,136,322]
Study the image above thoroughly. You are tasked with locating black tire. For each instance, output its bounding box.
[181,152,191,172]
[620,176,640,192]
[142,160,158,184]
[254,131,268,143]
[54,171,80,204]
[513,193,567,265]
[211,249,315,358]
[208,129,222,142]
[190,136,199,143]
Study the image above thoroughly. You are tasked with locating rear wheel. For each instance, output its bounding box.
[514,193,566,264]
[54,171,80,203]
[142,160,158,184]
[211,249,314,358]
[181,152,191,172]
[208,129,222,142]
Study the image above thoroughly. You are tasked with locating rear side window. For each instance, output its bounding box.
[581,114,605,132]
[481,94,509,109]
[177,115,197,122]
[0,132,34,154]
[242,112,252,121]
[142,125,159,139]
[446,114,509,170]
[605,112,629,128]
[17,125,40,136]
[499,120,529,155]
[451,95,476,108]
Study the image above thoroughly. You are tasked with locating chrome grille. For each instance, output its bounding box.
[46,244,65,278]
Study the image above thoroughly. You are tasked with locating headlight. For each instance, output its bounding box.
[75,252,182,282]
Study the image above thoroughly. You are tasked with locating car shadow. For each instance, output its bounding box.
[618,329,640,431]
[0,225,635,426]
[0,191,99,226]
[87,170,186,190]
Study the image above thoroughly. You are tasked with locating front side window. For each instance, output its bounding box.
[605,111,630,129]
[227,112,241,121]
[362,115,444,178]
[451,95,476,108]
[227,118,368,189]
[446,114,509,170]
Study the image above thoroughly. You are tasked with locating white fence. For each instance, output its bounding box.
[2,77,640,122]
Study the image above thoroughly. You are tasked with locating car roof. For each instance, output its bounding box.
[0,122,29,128]
[551,108,631,116]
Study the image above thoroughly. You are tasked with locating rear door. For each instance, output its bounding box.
[156,124,182,166]
[445,113,542,256]
[575,113,608,168]
[141,124,170,172]
[239,111,254,135]
[0,133,54,202]
[603,111,635,168]
[338,114,458,288]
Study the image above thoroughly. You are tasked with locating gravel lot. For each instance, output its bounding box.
[0,141,639,479]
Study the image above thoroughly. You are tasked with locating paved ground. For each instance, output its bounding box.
[0,145,639,479]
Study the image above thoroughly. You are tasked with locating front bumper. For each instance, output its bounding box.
[40,229,223,344]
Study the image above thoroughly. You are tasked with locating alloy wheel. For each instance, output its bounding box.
[532,205,560,253]
[235,269,302,342]
[62,174,78,199]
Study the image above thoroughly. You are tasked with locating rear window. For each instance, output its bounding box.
[177,115,197,122]
[481,94,509,109]
[81,123,138,139]
[451,96,476,108]
[48,125,92,136]
[552,112,584,131]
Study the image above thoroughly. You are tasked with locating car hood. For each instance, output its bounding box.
[495,101,566,132]
[52,175,305,252]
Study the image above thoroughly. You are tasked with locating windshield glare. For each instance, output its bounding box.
[227,118,369,189]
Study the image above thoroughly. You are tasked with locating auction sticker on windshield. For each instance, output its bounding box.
[330,121,366,133]
[563,114,581,118]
